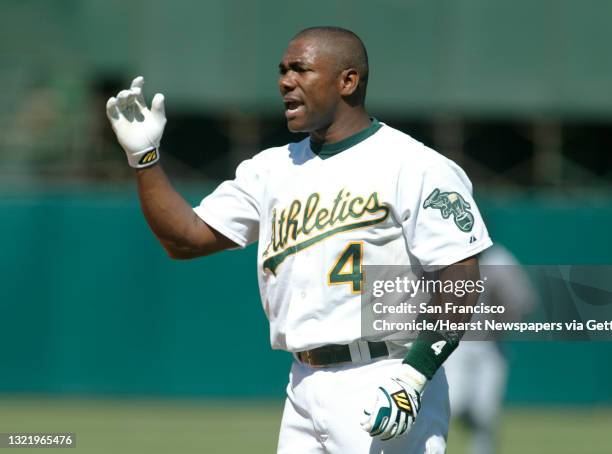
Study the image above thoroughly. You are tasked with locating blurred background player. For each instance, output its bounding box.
[444,243,537,454]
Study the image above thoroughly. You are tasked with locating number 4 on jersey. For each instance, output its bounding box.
[328,242,363,293]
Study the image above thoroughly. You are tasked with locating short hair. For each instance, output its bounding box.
[292,26,369,102]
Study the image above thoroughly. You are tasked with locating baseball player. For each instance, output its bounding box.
[106,27,492,453]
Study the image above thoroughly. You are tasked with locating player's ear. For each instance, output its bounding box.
[339,68,360,97]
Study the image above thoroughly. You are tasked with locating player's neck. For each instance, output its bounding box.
[310,110,372,145]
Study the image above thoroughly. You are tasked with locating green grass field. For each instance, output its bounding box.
[0,398,610,453]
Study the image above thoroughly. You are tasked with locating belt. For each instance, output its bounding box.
[296,341,389,368]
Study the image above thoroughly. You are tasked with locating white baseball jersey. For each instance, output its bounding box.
[194,119,492,352]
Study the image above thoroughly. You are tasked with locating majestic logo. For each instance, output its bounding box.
[139,149,158,165]
[391,390,413,413]
[423,188,474,232]
[262,189,389,274]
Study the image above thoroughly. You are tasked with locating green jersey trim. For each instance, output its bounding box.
[310,118,382,159]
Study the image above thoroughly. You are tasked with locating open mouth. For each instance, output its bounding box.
[284,100,304,118]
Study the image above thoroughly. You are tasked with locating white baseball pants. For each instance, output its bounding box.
[277,358,449,453]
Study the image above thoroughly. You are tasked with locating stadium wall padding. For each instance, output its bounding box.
[1,188,611,403]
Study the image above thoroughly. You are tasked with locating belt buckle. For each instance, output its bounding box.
[302,350,312,365]
[304,350,326,368]
[298,350,325,368]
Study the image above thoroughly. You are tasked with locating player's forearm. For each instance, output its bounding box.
[135,164,208,258]
[403,256,480,379]
[107,78,238,259]
[432,256,481,324]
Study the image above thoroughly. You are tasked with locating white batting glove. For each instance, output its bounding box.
[361,364,426,440]
[105,76,166,169]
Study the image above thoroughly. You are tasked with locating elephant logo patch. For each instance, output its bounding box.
[423,188,474,232]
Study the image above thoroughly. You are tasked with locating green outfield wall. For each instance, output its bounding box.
[1,188,611,403]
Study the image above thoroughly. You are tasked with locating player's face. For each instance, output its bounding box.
[278,37,342,133]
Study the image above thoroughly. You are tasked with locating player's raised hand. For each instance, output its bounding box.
[360,364,426,440]
[106,76,166,168]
